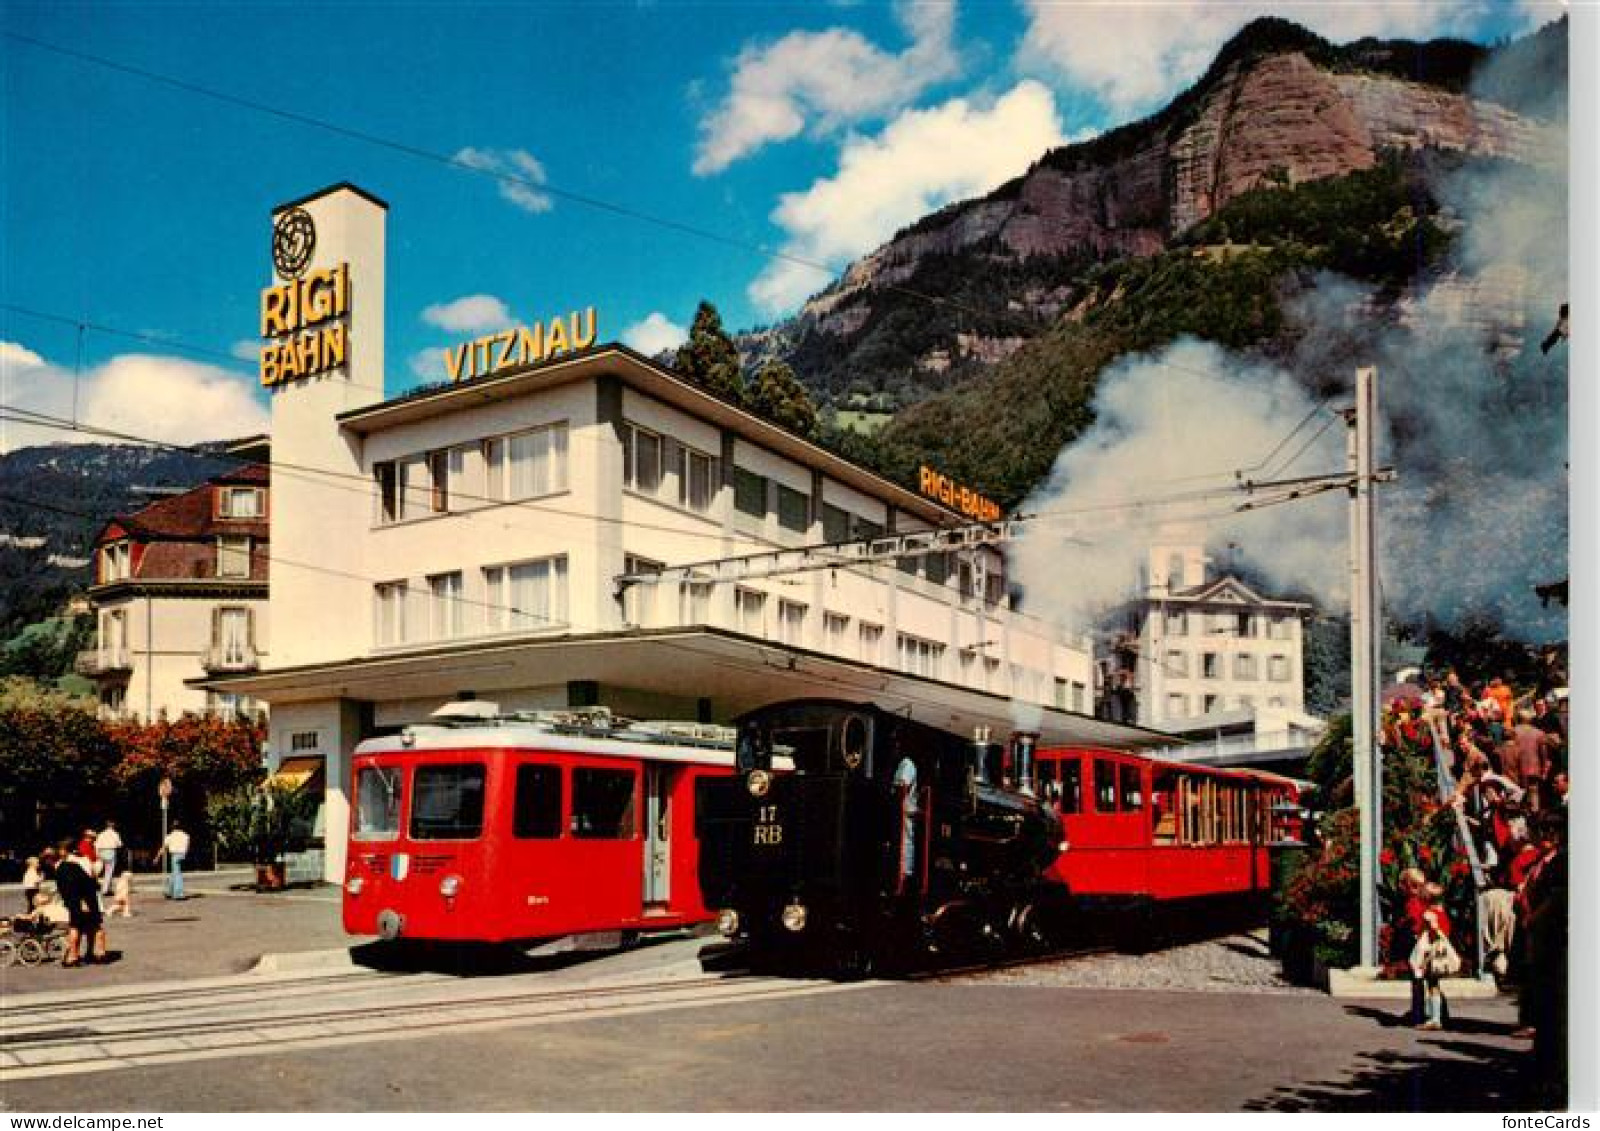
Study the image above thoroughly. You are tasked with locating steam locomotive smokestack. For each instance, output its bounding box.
[971,726,994,786]
[1012,732,1038,796]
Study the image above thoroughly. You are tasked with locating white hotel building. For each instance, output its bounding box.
[205,184,1157,881]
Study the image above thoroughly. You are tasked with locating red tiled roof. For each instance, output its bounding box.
[94,464,271,583]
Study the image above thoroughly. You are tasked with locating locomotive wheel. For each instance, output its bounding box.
[0,938,15,967]
[1010,903,1051,953]
[18,937,46,966]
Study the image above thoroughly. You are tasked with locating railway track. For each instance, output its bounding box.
[0,963,864,1082]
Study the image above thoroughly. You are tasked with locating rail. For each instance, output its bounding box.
[1426,726,1493,982]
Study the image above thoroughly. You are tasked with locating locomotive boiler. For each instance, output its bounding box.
[695,699,1066,976]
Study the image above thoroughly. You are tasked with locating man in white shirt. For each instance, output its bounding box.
[159,822,192,900]
[94,820,123,896]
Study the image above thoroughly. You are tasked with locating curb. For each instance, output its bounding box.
[250,947,359,975]
[1327,967,1503,1000]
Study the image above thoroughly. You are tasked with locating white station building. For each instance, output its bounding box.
[204,184,1163,881]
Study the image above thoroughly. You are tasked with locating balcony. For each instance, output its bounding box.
[75,648,132,677]
[202,644,261,674]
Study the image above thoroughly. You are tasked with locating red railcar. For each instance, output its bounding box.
[342,708,740,945]
[1033,745,1301,905]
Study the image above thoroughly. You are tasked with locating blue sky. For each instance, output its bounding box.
[0,0,1556,451]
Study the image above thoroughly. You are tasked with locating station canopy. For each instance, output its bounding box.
[198,627,1176,750]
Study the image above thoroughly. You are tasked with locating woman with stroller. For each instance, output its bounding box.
[53,839,106,967]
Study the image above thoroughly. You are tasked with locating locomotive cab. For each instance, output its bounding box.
[696,700,1064,976]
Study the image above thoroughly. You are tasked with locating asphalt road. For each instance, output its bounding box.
[0,874,1548,1112]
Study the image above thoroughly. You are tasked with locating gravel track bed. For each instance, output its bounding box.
[963,930,1316,995]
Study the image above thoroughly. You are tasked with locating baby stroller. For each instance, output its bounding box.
[1,908,70,967]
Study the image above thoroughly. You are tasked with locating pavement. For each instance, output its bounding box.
[0,872,1559,1112]
[1,869,350,995]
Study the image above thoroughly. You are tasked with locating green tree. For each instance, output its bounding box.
[746,359,820,438]
[675,301,745,404]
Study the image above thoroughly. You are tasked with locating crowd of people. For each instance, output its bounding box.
[9,818,194,967]
[1385,666,1568,1098]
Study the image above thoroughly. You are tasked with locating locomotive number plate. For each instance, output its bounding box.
[753,804,784,847]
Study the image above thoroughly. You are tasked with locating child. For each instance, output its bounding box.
[1409,907,1462,1030]
[110,849,133,918]
[21,855,41,915]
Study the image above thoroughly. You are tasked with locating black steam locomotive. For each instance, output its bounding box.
[695,700,1067,977]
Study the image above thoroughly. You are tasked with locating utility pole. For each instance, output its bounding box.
[1346,366,1382,969]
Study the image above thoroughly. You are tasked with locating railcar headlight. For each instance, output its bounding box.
[439,874,463,899]
[346,876,365,897]
[747,769,772,797]
[717,909,740,937]
[780,902,808,933]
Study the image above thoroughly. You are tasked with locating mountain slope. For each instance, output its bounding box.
[744,16,1564,411]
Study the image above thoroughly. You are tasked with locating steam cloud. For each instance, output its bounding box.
[1012,28,1568,649]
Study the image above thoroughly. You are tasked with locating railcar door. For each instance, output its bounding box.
[642,763,673,906]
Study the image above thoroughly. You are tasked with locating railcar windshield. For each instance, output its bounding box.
[410,764,487,840]
[354,765,402,841]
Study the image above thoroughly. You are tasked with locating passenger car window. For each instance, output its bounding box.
[1093,759,1118,813]
[1120,763,1144,811]
[354,765,402,840]
[572,768,636,838]
[512,763,562,839]
[410,764,486,840]
[1058,760,1082,815]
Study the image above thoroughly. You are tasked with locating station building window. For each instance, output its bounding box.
[777,599,807,645]
[736,587,767,636]
[1166,650,1188,677]
[822,503,850,543]
[374,580,408,646]
[1269,654,1291,682]
[897,632,943,678]
[428,571,464,639]
[776,484,809,534]
[484,556,569,634]
[733,466,767,518]
[1165,610,1186,636]
[824,611,850,649]
[621,555,662,626]
[679,446,716,512]
[488,422,568,501]
[859,622,883,664]
[679,578,712,624]
[621,422,663,494]
[1234,653,1258,680]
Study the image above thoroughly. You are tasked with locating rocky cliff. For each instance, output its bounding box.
[753,17,1564,407]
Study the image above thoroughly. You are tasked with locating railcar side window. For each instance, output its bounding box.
[354,765,402,840]
[1093,759,1118,813]
[1058,760,1082,815]
[512,763,562,839]
[572,768,636,838]
[410,764,487,840]
[1119,763,1144,811]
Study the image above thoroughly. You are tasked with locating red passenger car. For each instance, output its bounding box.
[342,706,738,946]
[1034,745,1301,906]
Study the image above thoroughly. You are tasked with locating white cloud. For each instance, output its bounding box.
[622,313,689,357]
[453,147,554,213]
[408,349,447,382]
[693,1,960,175]
[230,339,260,362]
[1018,1,1500,117]
[0,341,267,453]
[748,80,1066,316]
[421,294,513,333]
